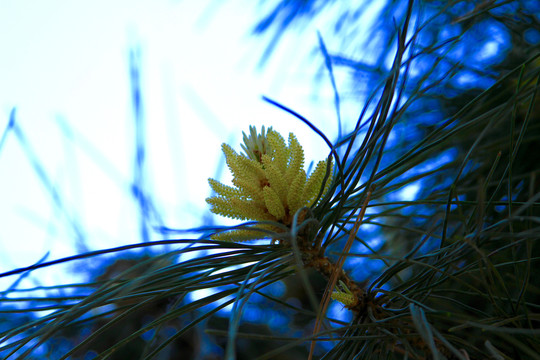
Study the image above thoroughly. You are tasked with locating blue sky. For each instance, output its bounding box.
[0,0,350,289]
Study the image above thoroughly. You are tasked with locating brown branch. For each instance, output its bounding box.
[308,188,372,360]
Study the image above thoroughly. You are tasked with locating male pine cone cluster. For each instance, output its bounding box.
[206,126,332,241]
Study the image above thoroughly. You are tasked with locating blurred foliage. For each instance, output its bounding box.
[1,0,540,359]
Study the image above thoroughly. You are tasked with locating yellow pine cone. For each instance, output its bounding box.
[331,281,358,307]
[207,125,333,241]
[330,291,357,307]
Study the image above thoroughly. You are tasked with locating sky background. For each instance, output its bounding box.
[0,1,364,294]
